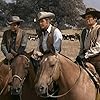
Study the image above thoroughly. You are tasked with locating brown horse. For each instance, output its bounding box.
[35,53,99,100]
[0,53,44,100]
[10,54,44,100]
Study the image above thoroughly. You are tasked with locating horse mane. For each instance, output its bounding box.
[0,64,10,77]
[42,52,75,64]
[24,49,34,59]
[60,53,74,62]
[0,64,10,90]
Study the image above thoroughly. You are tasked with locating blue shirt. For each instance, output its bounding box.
[42,24,62,53]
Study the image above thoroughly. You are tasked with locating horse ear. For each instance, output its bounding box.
[25,49,34,58]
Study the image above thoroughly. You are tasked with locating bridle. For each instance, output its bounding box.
[9,55,30,100]
[40,54,82,98]
[11,55,30,85]
[12,74,26,86]
[0,55,30,98]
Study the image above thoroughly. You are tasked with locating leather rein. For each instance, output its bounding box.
[11,55,30,86]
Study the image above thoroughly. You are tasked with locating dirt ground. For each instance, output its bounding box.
[0,28,80,61]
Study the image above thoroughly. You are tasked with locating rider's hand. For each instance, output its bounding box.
[6,53,14,60]
[34,50,43,57]
[76,56,81,62]
[11,49,18,56]
[76,55,86,62]
[31,50,43,60]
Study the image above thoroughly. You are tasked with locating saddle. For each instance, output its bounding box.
[80,61,100,89]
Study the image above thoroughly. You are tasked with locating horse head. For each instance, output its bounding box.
[35,53,61,96]
[10,55,30,95]
[35,52,98,100]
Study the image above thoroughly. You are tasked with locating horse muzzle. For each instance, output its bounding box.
[10,85,22,95]
[35,83,48,96]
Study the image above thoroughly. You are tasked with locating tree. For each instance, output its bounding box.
[1,0,86,28]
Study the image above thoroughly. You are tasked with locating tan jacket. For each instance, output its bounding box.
[79,24,100,59]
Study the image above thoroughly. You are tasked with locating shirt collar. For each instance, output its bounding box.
[86,23,97,31]
[47,24,52,33]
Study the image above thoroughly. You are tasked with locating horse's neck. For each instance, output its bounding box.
[58,55,80,89]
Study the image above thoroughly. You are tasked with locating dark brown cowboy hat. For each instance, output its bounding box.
[80,8,100,19]
[8,16,24,25]
[37,11,55,20]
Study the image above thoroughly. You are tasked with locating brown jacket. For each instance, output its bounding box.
[1,29,28,57]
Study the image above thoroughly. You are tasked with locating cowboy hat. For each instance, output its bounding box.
[8,16,24,24]
[37,11,55,20]
[80,8,100,19]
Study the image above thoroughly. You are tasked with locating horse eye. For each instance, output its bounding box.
[50,64,55,67]
[25,63,29,68]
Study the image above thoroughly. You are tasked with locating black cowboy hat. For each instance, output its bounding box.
[80,8,100,19]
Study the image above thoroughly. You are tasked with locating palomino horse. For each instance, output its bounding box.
[0,53,44,100]
[35,53,99,100]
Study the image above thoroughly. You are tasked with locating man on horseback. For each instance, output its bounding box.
[31,11,62,72]
[37,11,62,54]
[1,16,28,65]
[76,8,100,84]
[31,12,62,97]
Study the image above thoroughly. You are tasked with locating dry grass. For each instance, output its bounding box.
[61,29,81,35]
[61,40,80,61]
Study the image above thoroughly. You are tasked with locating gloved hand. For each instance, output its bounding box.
[33,50,43,57]
[11,49,18,56]
[31,50,43,60]
[6,53,14,60]
[76,56,82,63]
[76,56,86,66]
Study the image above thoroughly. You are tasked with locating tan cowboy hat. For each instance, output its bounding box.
[37,11,55,20]
[80,8,100,19]
[8,16,24,24]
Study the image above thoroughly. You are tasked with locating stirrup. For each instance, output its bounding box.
[97,82,100,89]
[92,75,100,88]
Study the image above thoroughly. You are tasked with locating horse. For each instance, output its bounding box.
[35,53,99,100]
[0,51,44,100]
[10,55,31,99]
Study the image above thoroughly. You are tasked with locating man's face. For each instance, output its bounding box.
[85,14,97,26]
[10,22,20,31]
[39,18,50,30]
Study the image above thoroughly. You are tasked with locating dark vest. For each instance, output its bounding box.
[39,26,56,53]
[81,25,100,50]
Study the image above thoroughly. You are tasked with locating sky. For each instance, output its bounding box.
[83,0,100,10]
[4,0,100,11]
